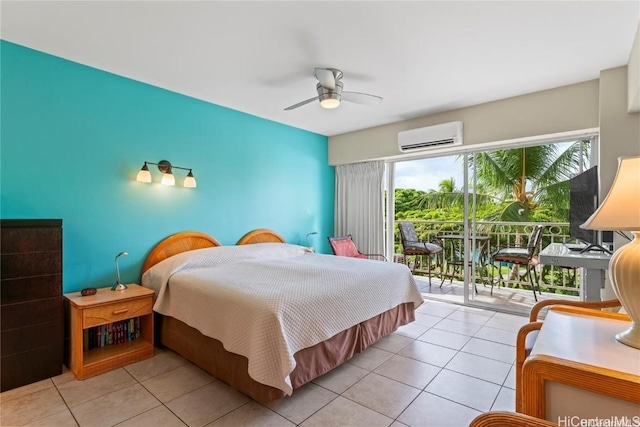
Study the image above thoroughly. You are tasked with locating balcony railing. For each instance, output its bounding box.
[392,220,579,296]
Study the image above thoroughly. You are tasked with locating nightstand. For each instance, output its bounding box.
[64,284,154,379]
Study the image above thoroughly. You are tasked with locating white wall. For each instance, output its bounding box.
[628,24,640,113]
[330,20,640,167]
[599,66,640,196]
[598,65,639,297]
[329,67,639,196]
[329,79,599,166]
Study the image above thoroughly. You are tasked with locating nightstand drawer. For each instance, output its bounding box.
[83,297,152,328]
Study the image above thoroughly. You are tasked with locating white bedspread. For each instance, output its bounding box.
[141,243,423,394]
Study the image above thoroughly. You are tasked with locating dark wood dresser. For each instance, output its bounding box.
[1,219,63,391]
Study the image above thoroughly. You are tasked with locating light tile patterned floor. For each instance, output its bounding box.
[0,300,522,427]
[415,275,578,313]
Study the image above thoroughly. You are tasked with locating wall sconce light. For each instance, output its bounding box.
[136,160,197,188]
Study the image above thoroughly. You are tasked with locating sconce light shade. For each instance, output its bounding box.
[184,170,197,188]
[136,162,152,183]
[161,172,175,186]
[136,160,195,188]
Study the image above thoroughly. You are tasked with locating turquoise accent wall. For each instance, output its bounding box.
[0,41,334,292]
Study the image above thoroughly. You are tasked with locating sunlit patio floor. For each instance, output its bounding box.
[413,274,579,313]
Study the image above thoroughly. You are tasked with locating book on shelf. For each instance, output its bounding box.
[85,318,141,350]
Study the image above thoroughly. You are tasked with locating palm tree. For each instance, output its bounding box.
[413,177,497,210]
[438,177,456,193]
[471,141,589,285]
[470,141,589,222]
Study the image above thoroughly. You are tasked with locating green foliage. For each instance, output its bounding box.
[396,189,521,223]
[394,188,427,214]
[394,141,589,223]
[468,142,588,222]
[392,143,585,295]
[412,177,498,211]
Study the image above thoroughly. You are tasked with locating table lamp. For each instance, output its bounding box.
[112,251,129,291]
[306,231,318,252]
[581,155,640,348]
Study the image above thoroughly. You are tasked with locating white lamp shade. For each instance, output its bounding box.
[183,175,197,188]
[581,155,640,231]
[136,169,152,183]
[580,154,640,349]
[161,173,175,186]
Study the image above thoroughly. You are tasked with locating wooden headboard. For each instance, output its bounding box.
[141,229,285,278]
[237,229,286,245]
[141,231,221,275]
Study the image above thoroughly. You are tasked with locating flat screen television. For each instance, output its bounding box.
[569,166,611,253]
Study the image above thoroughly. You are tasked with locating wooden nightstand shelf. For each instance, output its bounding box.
[64,284,154,379]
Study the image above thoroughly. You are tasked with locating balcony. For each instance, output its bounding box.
[393,220,581,309]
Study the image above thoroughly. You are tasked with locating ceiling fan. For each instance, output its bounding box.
[284,68,383,111]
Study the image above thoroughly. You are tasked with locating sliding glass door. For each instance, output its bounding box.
[387,134,598,314]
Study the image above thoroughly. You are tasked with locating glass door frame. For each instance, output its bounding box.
[385,129,600,315]
[461,153,488,309]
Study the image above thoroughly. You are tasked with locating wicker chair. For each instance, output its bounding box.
[515,297,622,413]
[398,222,443,286]
[469,411,558,426]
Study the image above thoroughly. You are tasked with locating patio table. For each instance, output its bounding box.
[436,234,493,288]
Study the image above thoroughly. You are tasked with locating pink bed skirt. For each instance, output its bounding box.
[156,302,416,401]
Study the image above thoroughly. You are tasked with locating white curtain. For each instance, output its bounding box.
[334,161,385,256]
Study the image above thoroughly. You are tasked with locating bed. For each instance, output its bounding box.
[141,229,423,401]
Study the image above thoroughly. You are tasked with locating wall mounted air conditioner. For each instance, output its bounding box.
[398,121,463,152]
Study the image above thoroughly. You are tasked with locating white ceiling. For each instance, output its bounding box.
[2,1,639,137]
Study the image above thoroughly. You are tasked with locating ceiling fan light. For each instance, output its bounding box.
[285,69,380,111]
[320,98,341,109]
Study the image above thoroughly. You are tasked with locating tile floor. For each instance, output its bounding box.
[415,275,577,313]
[0,300,527,427]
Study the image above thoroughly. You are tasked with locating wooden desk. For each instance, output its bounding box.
[520,307,640,422]
[539,243,611,301]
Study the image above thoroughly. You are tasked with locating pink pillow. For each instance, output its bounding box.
[331,237,360,257]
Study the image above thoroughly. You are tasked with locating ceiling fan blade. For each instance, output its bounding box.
[315,68,336,90]
[342,91,383,106]
[284,96,320,111]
